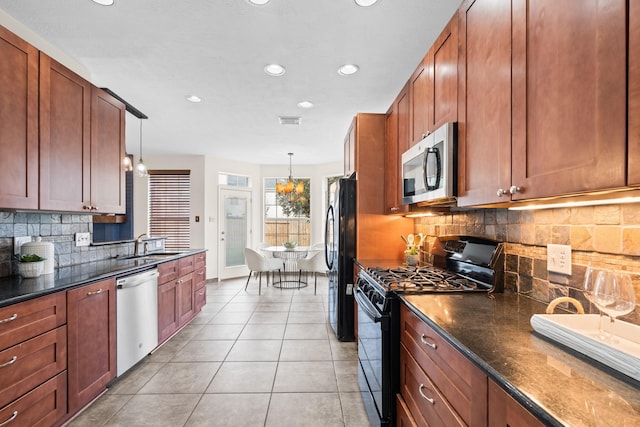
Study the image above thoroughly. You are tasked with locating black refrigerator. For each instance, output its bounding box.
[325,177,356,341]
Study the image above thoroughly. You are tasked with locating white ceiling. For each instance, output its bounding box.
[0,0,460,165]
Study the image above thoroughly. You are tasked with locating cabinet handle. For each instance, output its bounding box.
[418,384,435,404]
[83,205,91,210]
[87,288,104,296]
[0,313,17,324]
[91,206,99,211]
[420,334,437,349]
[0,411,17,426]
[497,188,508,197]
[197,272,204,276]
[0,356,17,368]
[390,207,399,212]
[509,185,521,195]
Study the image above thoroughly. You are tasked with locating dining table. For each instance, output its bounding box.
[261,246,322,289]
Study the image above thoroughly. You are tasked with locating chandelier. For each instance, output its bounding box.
[276,152,304,195]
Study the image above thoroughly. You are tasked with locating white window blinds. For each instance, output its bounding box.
[148,170,191,250]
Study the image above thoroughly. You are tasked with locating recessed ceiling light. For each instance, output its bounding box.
[248,0,270,4]
[264,64,286,76]
[338,64,359,76]
[297,101,314,109]
[92,0,114,5]
[186,95,202,103]
[354,0,378,6]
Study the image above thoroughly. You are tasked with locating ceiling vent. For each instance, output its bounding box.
[278,116,301,125]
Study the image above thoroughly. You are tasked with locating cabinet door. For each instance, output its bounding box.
[488,379,545,427]
[457,0,512,207]
[39,53,91,212]
[67,278,116,413]
[90,86,126,213]
[158,279,178,344]
[0,26,39,209]
[177,272,195,327]
[384,83,410,215]
[511,0,627,199]
[629,0,640,185]
[432,14,458,129]
[409,57,433,146]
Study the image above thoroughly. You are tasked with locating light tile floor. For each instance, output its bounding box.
[66,275,371,427]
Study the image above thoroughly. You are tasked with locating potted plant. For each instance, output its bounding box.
[15,254,47,278]
[404,246,419,266]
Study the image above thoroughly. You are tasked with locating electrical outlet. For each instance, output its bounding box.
[14,236,32,255]
[547,244,572,275]
[75,232,91,247]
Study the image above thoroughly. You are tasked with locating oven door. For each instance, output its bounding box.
[354,286,387,426]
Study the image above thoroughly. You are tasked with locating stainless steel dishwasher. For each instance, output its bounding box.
[116,268,159,376]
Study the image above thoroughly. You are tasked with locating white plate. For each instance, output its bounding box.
[530,314,640,381]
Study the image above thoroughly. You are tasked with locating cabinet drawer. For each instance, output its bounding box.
[194,285,206,313]
[0,292,66,351]
[488,379,545,427]
[0,326,67,409]
[178,255,194,276]
[157,260,178,284]
[400,343,464,426]
[0,371,67,427]
[194,267,206,289]
[400,305,487,426]
[193,252,206,270]
[396,394,419,427]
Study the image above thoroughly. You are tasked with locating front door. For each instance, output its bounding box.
[218,187,251,280]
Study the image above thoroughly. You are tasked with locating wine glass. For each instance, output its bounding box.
[592,270,637,342]
[583,264,606,339]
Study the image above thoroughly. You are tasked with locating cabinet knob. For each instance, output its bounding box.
[83,205,91,210]
[509,185,522,195]
[497,188,508,197]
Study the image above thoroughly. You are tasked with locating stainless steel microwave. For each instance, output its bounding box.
[401,122,457,205]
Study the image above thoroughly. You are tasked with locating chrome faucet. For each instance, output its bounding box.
[134,233,147,256]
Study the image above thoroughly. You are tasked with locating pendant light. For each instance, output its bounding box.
[276,153,304,195]
[136,119,148,177]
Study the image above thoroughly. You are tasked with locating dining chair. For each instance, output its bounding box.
[244,247,282,295]
[297,250,326,294]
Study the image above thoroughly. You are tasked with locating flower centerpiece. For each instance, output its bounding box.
[15,254,47,278]
[283,241,297,250]
[401,233,424,266]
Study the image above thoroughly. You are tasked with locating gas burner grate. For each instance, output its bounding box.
[366,266,483,293]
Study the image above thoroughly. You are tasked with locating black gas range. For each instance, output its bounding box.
[355,236,504,426]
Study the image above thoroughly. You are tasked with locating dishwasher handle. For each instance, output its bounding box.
[117,269,159,289]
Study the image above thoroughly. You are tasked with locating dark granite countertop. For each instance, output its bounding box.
[0,249,206,308]
[401,293,640,426]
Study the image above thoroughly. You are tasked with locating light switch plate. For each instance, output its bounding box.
[14,236,32,255]
[75,232,91,247]
[547,244,572,275]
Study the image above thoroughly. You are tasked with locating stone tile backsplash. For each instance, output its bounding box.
[415,204,640,324]
[0,211,133,278]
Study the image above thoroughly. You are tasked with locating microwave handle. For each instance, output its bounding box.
[423,147,441,191]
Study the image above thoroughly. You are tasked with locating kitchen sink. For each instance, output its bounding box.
[117,252,183,261]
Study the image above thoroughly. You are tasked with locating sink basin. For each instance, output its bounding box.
[117,252,183,261]
[530,314,640,381]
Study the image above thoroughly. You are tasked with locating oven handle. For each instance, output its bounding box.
[354,288,382,323]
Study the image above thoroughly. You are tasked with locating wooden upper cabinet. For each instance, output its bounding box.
[384,83,410,215]
[457,0,512,207]
[432,13,458,130]
[629,0,640,185]
[91,87,126,213]
[0,26,39,210]
[409,56,433,147]
[510,0,627,200]
[40,53,91,212]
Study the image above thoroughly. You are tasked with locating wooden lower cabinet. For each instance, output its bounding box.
[488,380,545,427]
[158,255,205,344]
[67,278,116,414]
[396,394,419,427]
[0,371,67,427]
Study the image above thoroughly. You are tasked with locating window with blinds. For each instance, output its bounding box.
[148,170,191,250]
